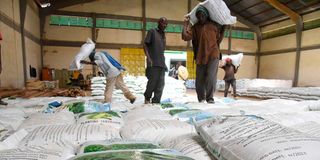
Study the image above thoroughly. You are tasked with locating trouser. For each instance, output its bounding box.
[104,74,136,103]
[144,66,165,103]
[195,58,219,102]
[224,79,236,97]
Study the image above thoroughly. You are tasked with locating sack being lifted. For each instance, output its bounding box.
[188,0,237,25]
[70,38,95,70]
[221,53,243,67]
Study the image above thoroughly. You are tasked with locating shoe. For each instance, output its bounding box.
[144,99,151,104]
[199,100,205,103]
[0,100,7,105]
[207,99,215,104]
[130,98,136,104]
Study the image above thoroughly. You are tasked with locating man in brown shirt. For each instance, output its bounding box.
[220,58,238,98]
[182,6,226,103]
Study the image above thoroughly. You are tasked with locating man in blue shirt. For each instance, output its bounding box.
[81,51,136,104]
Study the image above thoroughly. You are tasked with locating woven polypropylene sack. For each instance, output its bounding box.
[188,0,237,25]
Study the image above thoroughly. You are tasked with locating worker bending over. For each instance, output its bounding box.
[81,51,136,104]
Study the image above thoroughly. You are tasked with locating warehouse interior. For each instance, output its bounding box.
[0,0,320,159]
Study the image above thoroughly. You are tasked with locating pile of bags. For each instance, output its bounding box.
[91,77,106,99]
[5,84,320,159]
[187,78,292,91]
[216,78,293,92]
[237,87,320,101]
[196,116,320,160]
[114,76,186,100]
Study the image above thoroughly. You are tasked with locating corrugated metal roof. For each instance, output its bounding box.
[222,0,320,27]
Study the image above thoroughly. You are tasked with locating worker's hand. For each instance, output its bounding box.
[184,16,190,25]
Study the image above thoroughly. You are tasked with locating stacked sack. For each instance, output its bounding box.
[91,77,106,99]
[114,76,186,100]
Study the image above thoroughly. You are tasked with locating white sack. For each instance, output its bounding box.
[259,111,320,127]
[76,111,123,129]
[18,111,75,131]
[0,146,74,160]
[161,134,213,160]
[77,139,160,154]
[291,121,320,137]
[120,119,195,143]
[188,0,237,25]
[70,38,95,70]
[123,105,172,123]
[221,53,243,67]
[71,149,194,160]
[196,117,320,160]
[19,124,121,150]
[0,129,28,150]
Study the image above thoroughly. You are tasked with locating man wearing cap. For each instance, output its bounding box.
[182,6,226,103]
[220,58,239,98]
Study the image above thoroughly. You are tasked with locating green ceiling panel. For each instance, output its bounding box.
[50,15,60,25]
[96,19,104,27]
[49,15,255,40]
[59,16,69,25]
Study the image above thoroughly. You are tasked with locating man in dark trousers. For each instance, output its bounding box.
[143,17,168,104]
[221,58,238,98]
[0,32,7,105]
[182,6,226,103]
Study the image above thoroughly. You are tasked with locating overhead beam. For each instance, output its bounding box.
[264,0,301,23]
[259,3,320,27]
[261,44,320,55]
[264,0,303,87]
[246,0,295,19]
[232,11,261,33]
